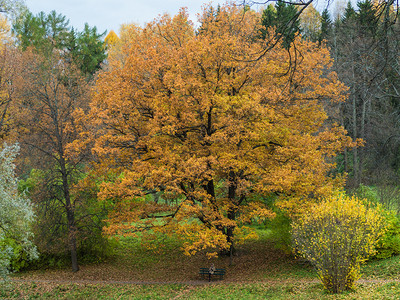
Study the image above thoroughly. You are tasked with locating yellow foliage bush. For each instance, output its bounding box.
[292,194,386,293]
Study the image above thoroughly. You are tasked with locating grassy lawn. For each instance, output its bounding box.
[2,231,400,299]
[2,281,400,299]
[362,255,400,279]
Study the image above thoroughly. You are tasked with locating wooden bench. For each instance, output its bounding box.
[199,267,226,281]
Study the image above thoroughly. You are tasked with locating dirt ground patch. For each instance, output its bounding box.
[12,239,309,284]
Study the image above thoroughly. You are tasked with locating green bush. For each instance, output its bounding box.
[27,235,117,270]
[78,234,117,264]
[18,168,116,270]
[374,211,400,259]
[353,184,379,204]
[352,185,400,259]
[0,238,31,272]
[28,253,70,270]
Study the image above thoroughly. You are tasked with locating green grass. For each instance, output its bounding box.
[6,229,400,299]
[0,282,186,299]
[362,255,400,279]
[2,281,400,299]
[185,282,400,299]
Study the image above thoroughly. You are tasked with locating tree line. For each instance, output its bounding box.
[0,0,399,293]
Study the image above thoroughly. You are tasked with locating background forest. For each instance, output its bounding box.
[1,0,400,297]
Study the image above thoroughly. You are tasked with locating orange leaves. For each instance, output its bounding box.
[179,223,230,257]
[238,202,276,224]
[89,4,355,256]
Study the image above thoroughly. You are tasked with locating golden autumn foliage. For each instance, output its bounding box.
[104,30,119,47]
[0,47,17,141]
[85,4,355,256]
[292,194,386,293]
[0,15,15,141]
[299,3,321,41]
[0,15,11,45]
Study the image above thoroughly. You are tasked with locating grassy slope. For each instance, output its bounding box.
[2,232,400,299]
[3,281,400,299]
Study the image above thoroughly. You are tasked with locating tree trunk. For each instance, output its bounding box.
[66,208,79,272]
[352,71,360,186]
[226,170,237,264]
[339,103,349,174]
[226,208,235,265]
[359,98,367,184]
[60,158,79,272]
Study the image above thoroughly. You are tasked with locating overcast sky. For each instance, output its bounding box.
[24,0,239,34]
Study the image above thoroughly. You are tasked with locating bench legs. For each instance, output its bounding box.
[199,271,225,281]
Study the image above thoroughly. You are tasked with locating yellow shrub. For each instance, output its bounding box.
[292,194,386,293]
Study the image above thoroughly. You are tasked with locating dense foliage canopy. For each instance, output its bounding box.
[82,5,354,256]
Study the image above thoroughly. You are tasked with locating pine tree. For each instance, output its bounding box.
[357,0,378,36]
[70,23,107,77]
[260,1,301,48]
[319,9,332,43]
[342,1,357,23]
[13,10,106,78]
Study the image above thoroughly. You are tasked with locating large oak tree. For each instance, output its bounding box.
[86,5,353,257]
